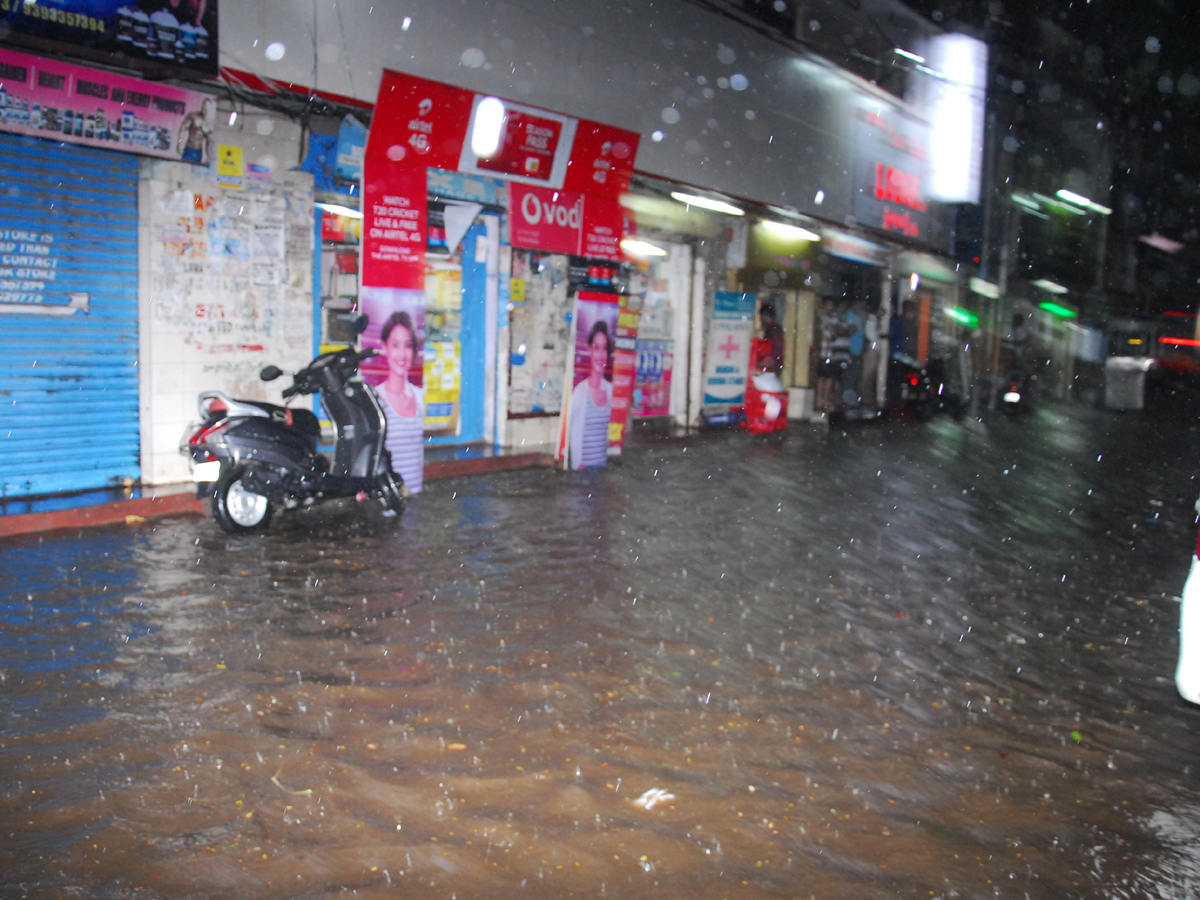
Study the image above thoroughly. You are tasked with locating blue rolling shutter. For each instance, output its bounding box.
[0,133,140,498]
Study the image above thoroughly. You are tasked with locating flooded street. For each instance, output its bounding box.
[4,399,1200,900]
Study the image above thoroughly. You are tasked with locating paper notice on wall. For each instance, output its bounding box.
[251,224,285,260]
[253,264,282,286]
[217,145,243,188]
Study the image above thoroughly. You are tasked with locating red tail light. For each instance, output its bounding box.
[909,374,919,385]
[189,419,228,446]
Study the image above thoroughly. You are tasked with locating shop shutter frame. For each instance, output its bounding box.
[0,133,140,498]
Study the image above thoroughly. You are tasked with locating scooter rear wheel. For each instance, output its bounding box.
[213,466,274,534]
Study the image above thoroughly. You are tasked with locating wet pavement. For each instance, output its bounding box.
[3,396,1200,900]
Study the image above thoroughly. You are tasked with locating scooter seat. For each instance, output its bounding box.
[227,400,323,440]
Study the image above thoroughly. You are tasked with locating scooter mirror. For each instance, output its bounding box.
[260,365,283,382]
[350,314,369,334]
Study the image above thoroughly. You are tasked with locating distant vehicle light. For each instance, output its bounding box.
[1003,391,1021,403]
[1160,337,1200,347]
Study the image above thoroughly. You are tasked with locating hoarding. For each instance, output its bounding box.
[0,0,218,77]
[0,45,215,162]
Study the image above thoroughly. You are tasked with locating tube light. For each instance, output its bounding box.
[1038,301,1077,318]
[471,96,506,158]
[1055,189,1112,216]
[945,307,979,328]
[669,192,744,216]
[761,220,820,241]
[1032,278,1068,295]
[620,238,668,257]
[894,48,926,63]
[315,202,363,219]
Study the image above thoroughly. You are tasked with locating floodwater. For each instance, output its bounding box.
[3,398,1200,899]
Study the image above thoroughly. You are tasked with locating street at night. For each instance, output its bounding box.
[3,397,1199,899]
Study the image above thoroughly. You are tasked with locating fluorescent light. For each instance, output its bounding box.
[1032,192,1086,215]
[1010,193,1040,211]
[761,220,820,241]
[620,238,668,257]
[969,276,999,299]
[471,96,506,158]
[1055,189,1112,215]
[894,47,926,63]
[945,307,979,327]
[228,110,237,125]
[910,272,920,291]
[1033,278,1068,295]
[669,191,744,216]
[316,202,363,219]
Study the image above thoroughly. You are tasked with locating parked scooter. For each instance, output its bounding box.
[1000,368,1035,414]
[181,335,405,534]
[890,354,964,421]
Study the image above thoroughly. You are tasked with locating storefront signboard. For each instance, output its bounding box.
[851,105,931,241]
[366,71,638,202]
[0,45,215,162]
[0,0,218,77]
[509,184,623,262]
[703,291,755,407]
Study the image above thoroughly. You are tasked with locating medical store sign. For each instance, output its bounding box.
[852,105,931,241]
[0,45,212,161]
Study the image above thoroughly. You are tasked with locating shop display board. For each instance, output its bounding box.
[632,340,673,416]
[703,291,755,408]
[608,294,640,456]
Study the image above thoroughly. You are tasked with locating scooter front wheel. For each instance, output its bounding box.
[213,466,274,534]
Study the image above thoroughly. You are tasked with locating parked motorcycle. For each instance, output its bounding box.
[890,354,964,421]
[999,368,1035,414]
[181,340,406,534]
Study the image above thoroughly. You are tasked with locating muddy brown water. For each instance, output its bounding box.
[3,402,1200,899]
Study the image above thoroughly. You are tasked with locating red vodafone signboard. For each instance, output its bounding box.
[510,185,625,262]
[365,71,638,200]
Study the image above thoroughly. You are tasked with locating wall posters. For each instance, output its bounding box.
[0,45,215,162]
[703,291,755,407]
[0,0,218,77]
[560,290,620,469]
[362,157,426,290]
[607,293,640,457]
[508,183,624,262]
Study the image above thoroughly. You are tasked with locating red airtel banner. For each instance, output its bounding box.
[364,70,638,200]
[363,70,639,289]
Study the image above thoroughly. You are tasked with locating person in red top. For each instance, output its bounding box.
[758,303,785,375]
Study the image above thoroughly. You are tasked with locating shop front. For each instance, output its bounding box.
[360,71,640,478]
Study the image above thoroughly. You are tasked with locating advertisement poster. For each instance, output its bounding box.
[0,0,218,76]
[703,291,755,407]
[362,157,426,290]
[359,286,426,493]
[0,45,215,161]
[632,339,673,416]
[560,290,620,470]
[607,294,639,457]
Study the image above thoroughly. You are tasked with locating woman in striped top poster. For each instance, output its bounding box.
[377,311,424,493]
[568,320,614,469]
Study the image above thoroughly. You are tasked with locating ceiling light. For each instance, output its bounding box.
[669,191,744,216]
[316,202,363,219]
[894,48,926,63]
[1032,278,1068,295]
[1055,189,1112,215]
[620,238,668,257]
[761,220,820,241]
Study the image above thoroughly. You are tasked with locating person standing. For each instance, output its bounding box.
[377,311,424,493]
[758,303,785,375]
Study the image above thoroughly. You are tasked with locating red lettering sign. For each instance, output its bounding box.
[874,162,928,213]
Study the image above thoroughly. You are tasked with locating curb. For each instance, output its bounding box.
[0,452,559,540]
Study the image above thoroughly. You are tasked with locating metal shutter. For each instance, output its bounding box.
[0,133,140,498]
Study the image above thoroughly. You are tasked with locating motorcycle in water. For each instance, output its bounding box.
[181,340,406,534]
[890,354,965,421]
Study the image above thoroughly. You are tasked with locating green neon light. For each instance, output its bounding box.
[1039,301,1077,318]
[945,307,979,328]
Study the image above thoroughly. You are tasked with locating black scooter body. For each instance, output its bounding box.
[183,343,405,533]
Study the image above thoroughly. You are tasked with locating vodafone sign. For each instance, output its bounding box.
[510,185,624,261]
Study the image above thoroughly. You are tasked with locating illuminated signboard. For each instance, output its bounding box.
[0,0,218,78]
[852,105,931,241]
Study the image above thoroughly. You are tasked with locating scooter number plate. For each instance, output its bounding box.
[193,460,222,483]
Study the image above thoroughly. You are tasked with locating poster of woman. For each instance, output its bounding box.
[360,286,425,494]
[566,291,620,470]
